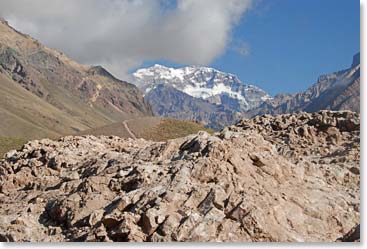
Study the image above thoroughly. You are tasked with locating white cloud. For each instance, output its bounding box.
[0,0,252,80]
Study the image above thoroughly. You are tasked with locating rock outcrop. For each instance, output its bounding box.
[0,111,360,242]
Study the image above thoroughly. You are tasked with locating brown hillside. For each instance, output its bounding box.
[0,19,152,139]
[79,117,214,141]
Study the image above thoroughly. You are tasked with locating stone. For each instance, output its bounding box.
[140,208,159,235]
[88,210,104,227]
[60,170,79,181]
[160,213,181,237]
[336,224,360,242]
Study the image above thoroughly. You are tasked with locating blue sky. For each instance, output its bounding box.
[2,0,359,95]
[142,0,360,95]
[214,0,360,95]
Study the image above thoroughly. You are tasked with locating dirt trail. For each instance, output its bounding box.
[123,120,137,139]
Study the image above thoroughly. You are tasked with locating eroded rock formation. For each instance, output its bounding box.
[0,111,360,242]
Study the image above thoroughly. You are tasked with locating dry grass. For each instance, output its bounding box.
[138,118,214,141]
[0,136,28,158]
[80,117,214,142]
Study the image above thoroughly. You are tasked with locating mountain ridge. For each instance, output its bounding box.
[133,64,271,111]
[132,64,271,129]
[245,53,360,117]
[0,19,153,139]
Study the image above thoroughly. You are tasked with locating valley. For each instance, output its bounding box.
[0,14,360,243]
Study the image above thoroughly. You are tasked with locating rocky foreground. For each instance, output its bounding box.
[0,111,360,242]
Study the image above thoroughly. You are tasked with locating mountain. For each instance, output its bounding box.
[246,53,360,117]
[133,64,271,111]
[132,64,271,129]
[0,19,152,139]
[144,84,241,130]
[0,111,359,242]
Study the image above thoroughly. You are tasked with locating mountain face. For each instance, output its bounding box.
[246,53,360,117]
[0,111,359,242]
[144,84,241,130]
[133,64,271,112]
[132,64,271,129]
[0,19,152,139]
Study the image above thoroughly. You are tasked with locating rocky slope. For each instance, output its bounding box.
[0,111,359,242]
[132,64,270,129]
[0,19,152,139]
[246,53,360,117]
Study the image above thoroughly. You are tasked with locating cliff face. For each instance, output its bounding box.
[0,111,359,242]
[0,19,152,139]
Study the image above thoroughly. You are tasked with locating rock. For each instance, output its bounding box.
[102,212,122,230]
[60,170,79,181]
[88,210,104,227]
[0,233,15,242]
[212,186,228,210]
[248,153,266,167]
[219,128,236,140]
[175,211,203,241]
[0,111,360,242]
[140,208,159,235]
[109,213,146,242]
[197,189,215,215]
[337,224,360,242]
[4,150,17,160]
[179,131,210,153]
[159,213,180,237]
[337,117,360,132]
[348,166,360,175]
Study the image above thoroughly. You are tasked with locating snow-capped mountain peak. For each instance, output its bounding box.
[132,64,272,111]
[134,64,186,81]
